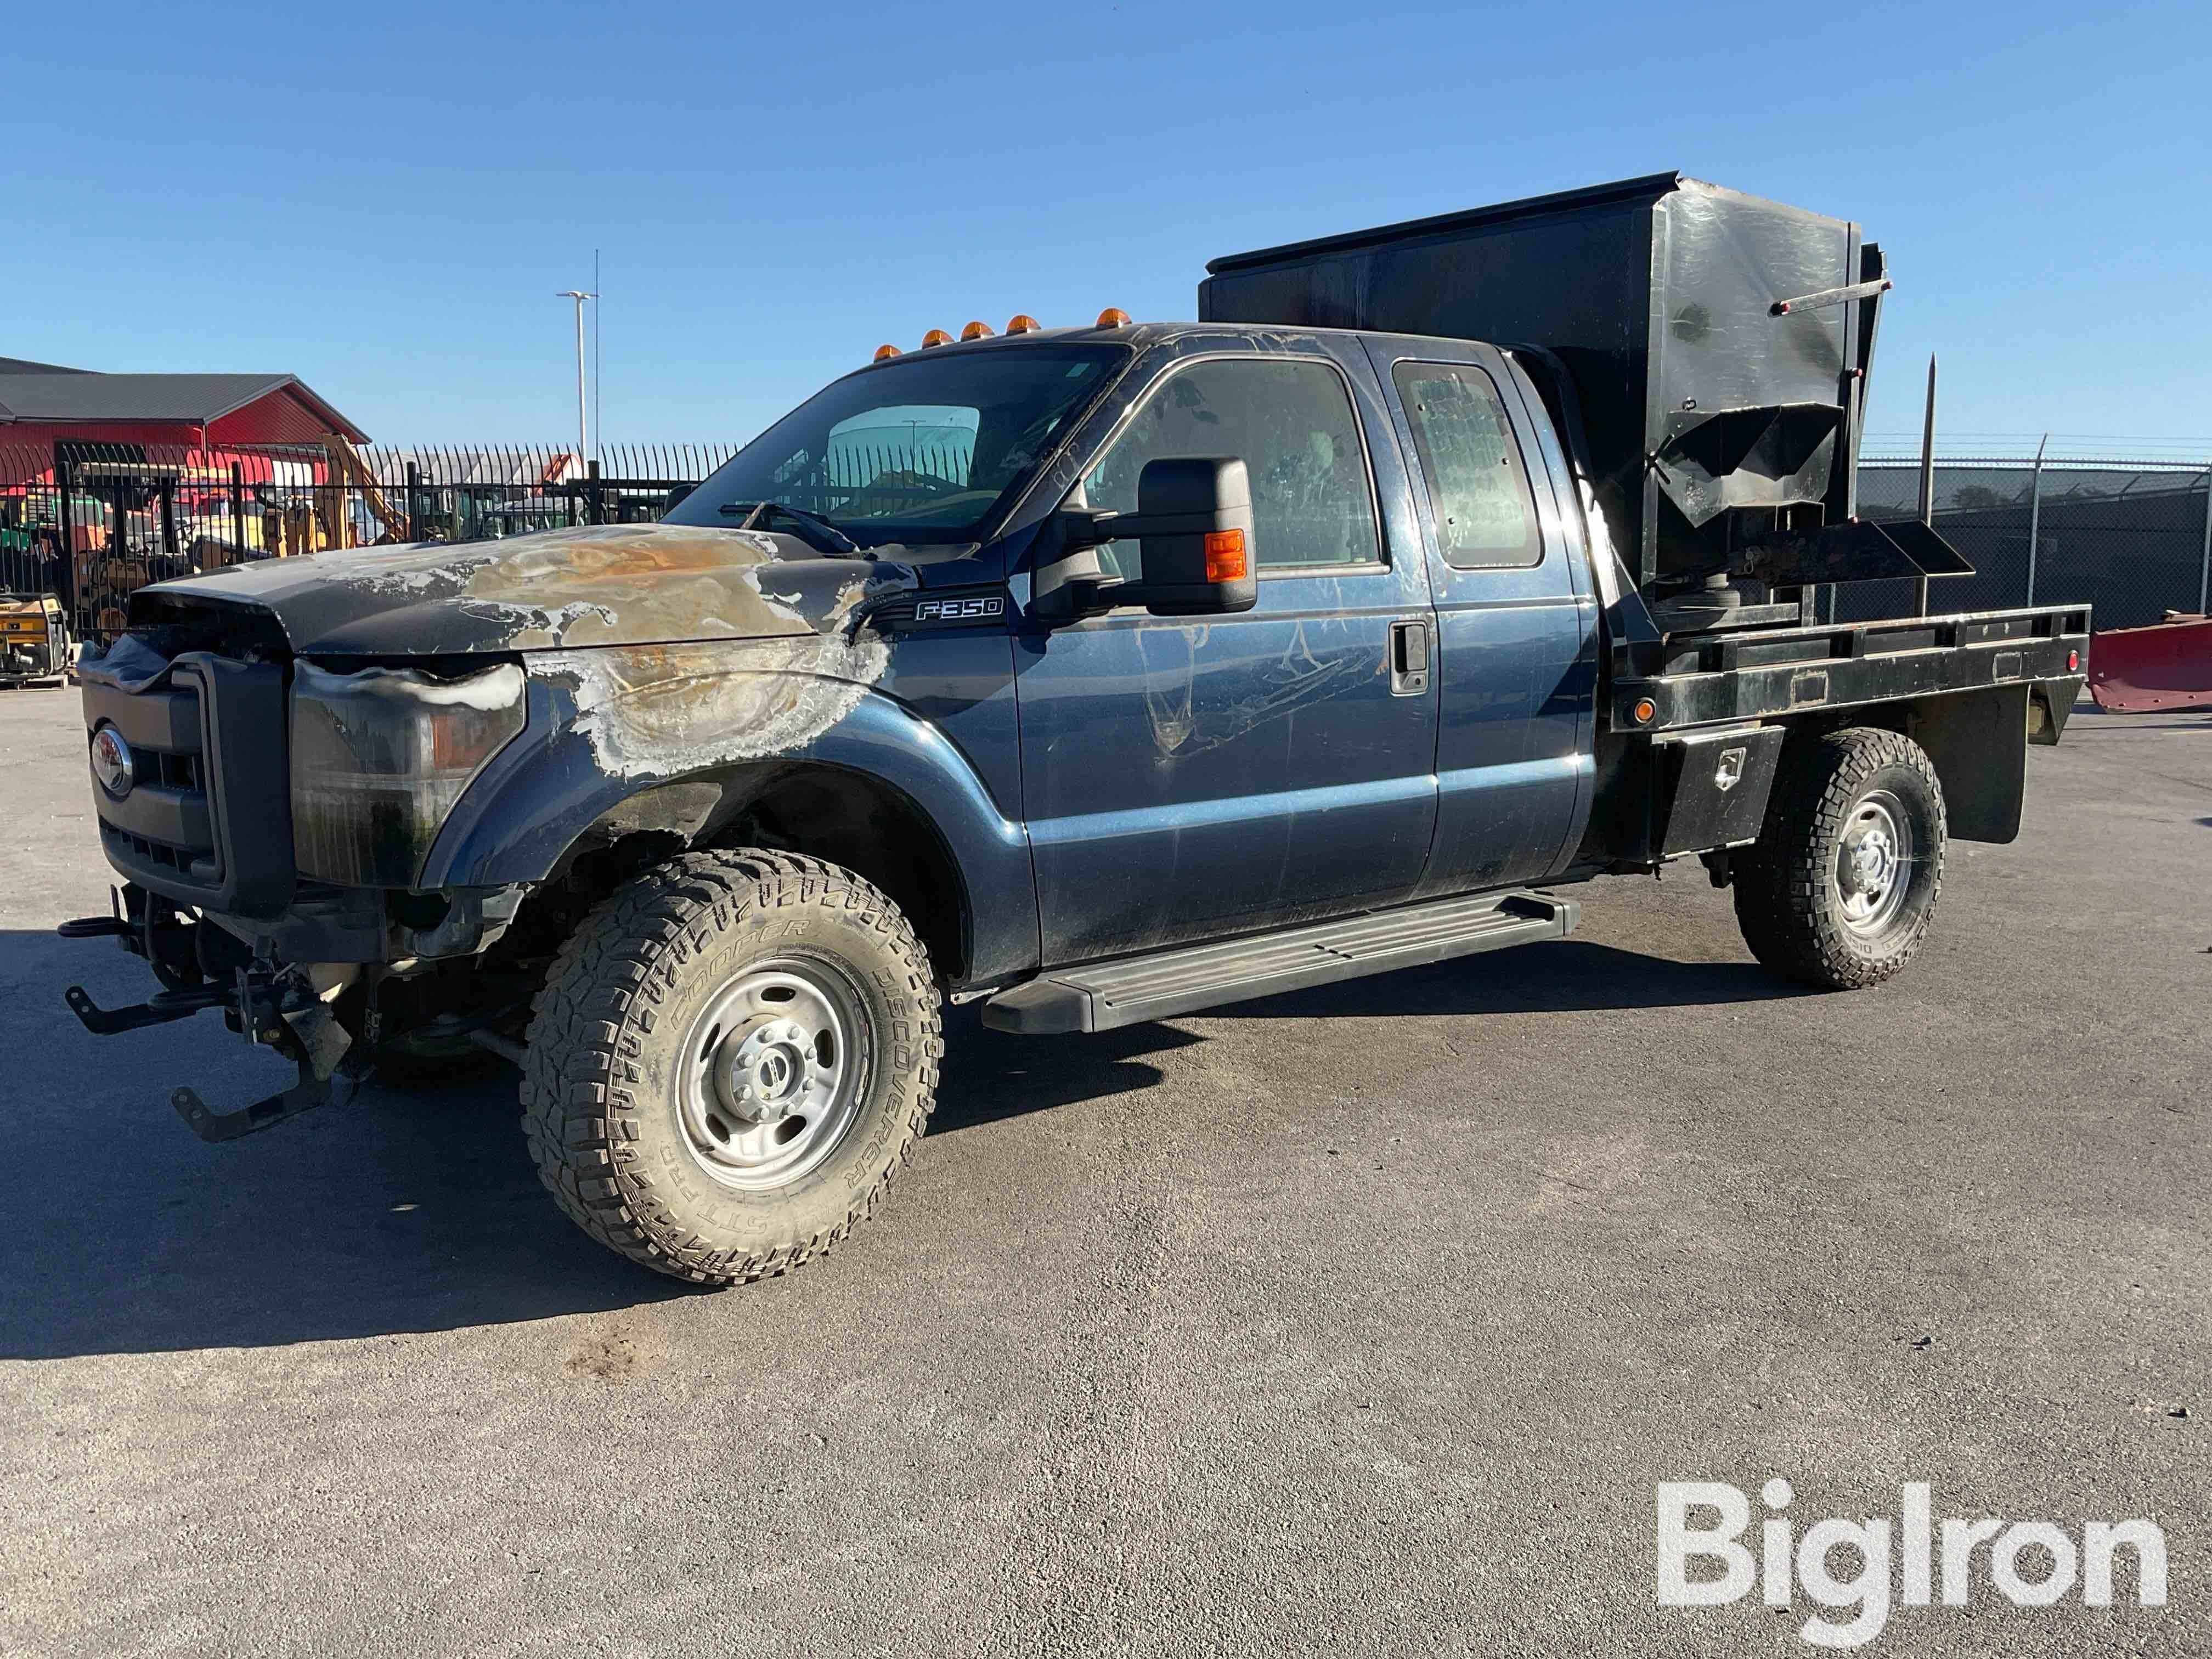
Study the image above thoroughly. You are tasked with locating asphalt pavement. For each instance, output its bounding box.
[2,685,2205,1657]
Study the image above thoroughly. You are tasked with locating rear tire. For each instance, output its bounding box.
[1733,727,1945,989]
[521,850,941,1285]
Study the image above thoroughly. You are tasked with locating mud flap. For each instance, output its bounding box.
[1910,682,2028,844]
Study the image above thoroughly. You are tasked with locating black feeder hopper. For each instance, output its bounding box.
[1200,171,1970,597]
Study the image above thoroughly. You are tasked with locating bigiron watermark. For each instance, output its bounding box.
[1656,1479,2168,1649]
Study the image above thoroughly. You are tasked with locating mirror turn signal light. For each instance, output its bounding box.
[873,343,901,362]
[920,328,953,348]
[960,320,994,341]
[1095,307,1131,328]
[1203,529,1248,582]
[1006,314,1042,334]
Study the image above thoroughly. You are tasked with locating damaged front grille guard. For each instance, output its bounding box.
[61,905,364,1141]
[61,903,529,1141]
[57,879,384,1140]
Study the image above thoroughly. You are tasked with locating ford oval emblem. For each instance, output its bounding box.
[90,724,134,799]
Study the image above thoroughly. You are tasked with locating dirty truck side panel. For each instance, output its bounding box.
[1359,337,1600,897]
[1008,331,1443,966]
[415,553,1039,987]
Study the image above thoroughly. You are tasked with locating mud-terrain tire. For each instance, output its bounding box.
[1733,727,1946,990]
[522,850,941,1285]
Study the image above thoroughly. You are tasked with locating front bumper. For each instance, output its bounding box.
[57,876,527,1144]
[58,892,365,1141]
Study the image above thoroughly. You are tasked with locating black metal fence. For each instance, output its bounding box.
[5,439,2206,647]
[1,443,738,644]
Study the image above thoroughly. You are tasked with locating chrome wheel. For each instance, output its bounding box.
[677,959,867,1192]
[1835,790,1912,937]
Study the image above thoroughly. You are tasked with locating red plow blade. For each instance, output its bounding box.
[2088,615,2212,713]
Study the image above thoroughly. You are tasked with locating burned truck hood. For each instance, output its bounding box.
[137,523,943,657]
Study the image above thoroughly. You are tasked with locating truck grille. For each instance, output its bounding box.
[81,644,296,917]
[87,678,215,880]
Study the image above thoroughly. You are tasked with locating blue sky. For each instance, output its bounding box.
[7,1,2207,458]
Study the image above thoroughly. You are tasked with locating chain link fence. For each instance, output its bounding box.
[1848,459,2211,629]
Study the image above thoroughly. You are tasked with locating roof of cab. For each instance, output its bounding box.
[844,318,1381,374]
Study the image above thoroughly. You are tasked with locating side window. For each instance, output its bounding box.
[1084,358,1381,570]
[1391,362,1542,569]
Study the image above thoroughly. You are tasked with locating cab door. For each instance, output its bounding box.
[1362,340,1598,895]
[1012,340,1440,966]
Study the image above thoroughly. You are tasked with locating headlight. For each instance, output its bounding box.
[290,661,526,886]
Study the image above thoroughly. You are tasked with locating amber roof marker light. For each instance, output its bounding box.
[1006,314,1042,334]
[1095,307,1131,328]
[919,328,953,348]
[872,343,901,362]
[960,320,995,341]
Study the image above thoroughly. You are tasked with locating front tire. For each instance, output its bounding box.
[1733,727,1946,989]
[522,850,941,1285]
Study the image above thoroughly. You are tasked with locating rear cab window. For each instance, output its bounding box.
[1390,362,1542,569]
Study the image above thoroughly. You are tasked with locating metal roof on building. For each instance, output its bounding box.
[0,370,367,441]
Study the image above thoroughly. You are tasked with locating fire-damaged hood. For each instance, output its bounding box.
[134,523,947,657]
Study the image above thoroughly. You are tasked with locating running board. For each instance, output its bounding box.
[984,890,1578,1035]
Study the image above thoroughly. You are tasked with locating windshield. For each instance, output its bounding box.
[664,345,1126,544]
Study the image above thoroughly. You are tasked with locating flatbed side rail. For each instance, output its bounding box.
[1613,604,2091,731]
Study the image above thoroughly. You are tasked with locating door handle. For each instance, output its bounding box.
[1389,619,1431,696]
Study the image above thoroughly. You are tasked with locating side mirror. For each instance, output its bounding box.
[1047,456,1258,618]
[1127,456,1257,616]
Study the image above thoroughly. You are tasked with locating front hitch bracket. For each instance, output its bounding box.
[64,983,225,1035]
[62,916,365,1142]
[172,1063,358,1143]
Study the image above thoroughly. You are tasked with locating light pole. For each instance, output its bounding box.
[556,288,596,470]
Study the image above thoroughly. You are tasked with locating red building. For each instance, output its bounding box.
[0,357,368,486]
[0,357,373,636]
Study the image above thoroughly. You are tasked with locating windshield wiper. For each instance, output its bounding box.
[716,500,862,556]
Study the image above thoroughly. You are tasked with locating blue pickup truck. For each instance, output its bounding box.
[63,175,2089,1285]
